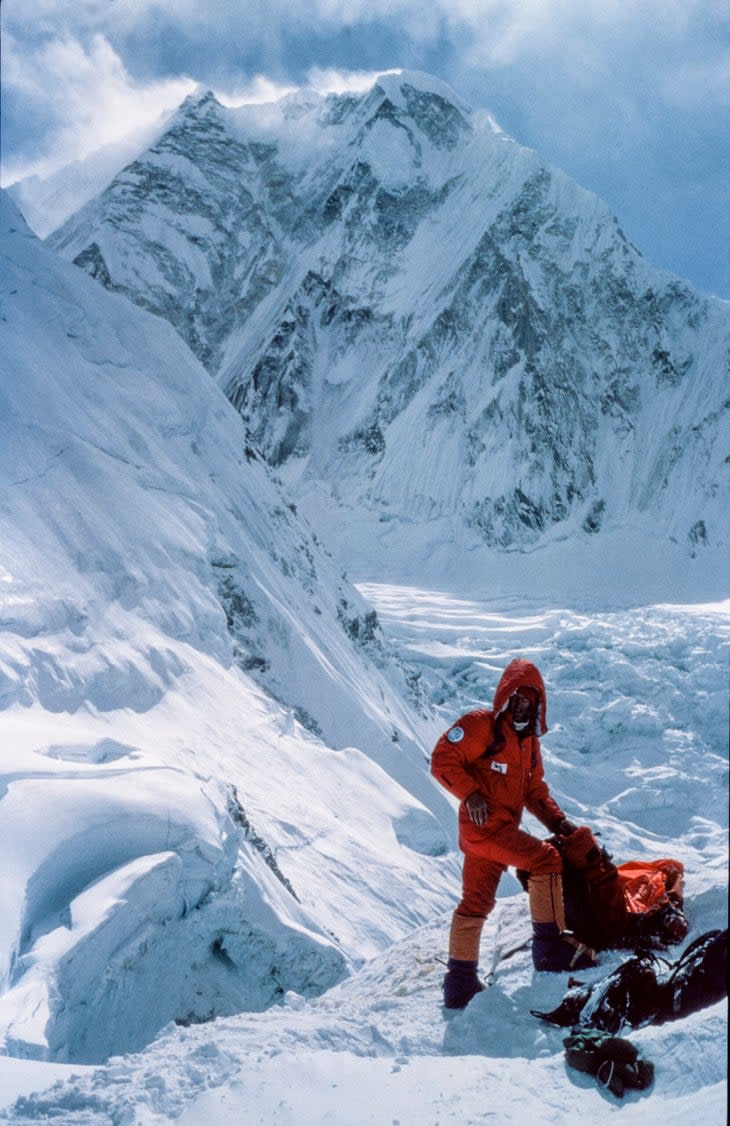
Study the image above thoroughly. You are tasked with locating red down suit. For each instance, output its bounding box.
[431,659,567,918]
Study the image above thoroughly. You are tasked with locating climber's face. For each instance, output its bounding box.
[510,688,538,729]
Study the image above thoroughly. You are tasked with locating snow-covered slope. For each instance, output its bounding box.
[1,590,727,1123]
[47,71,730,568]
[4,909,728,1125]
[0,193,458,1064]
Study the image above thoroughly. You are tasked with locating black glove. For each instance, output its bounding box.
[563,1030,654,1098]
[553,817,579,837]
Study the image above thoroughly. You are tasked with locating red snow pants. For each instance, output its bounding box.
[455,819,562,918]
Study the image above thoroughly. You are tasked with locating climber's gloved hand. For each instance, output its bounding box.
[554,817,579,837]
[465,792,489,826]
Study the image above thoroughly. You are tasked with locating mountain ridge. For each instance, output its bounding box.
[45,71,729,566]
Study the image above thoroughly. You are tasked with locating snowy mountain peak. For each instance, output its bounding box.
[178,84,221,111]
[372,69,473,129]
[44,73,730,573]
[160,85,226,137]
[344,69,474,157]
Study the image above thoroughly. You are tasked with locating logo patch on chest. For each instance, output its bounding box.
[490,760,508,775]
[447,725,465,743]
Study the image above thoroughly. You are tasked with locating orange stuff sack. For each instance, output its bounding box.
[557,830,688,951]
[617,859,684,915]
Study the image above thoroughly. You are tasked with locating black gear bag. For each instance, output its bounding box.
[532,928,728,1033]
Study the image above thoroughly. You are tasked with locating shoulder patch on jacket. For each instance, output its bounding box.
[447,725,465,743]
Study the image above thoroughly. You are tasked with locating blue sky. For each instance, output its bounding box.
[2,0,728,298]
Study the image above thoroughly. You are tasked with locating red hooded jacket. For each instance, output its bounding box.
[430,659,564,834]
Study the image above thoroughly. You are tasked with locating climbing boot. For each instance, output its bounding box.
[529,872,597,972]
[443,958,485,1009]
[443,913,485,1008]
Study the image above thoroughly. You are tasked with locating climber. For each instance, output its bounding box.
[431,657,597,1009]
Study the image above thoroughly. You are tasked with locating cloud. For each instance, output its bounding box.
[660,49,730,109]
[3,0,727,293]
[305,67,402,95]
[2,31,197,183]
[214,67,399,108]
[7,1,728,124]
[214,75,299,109]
